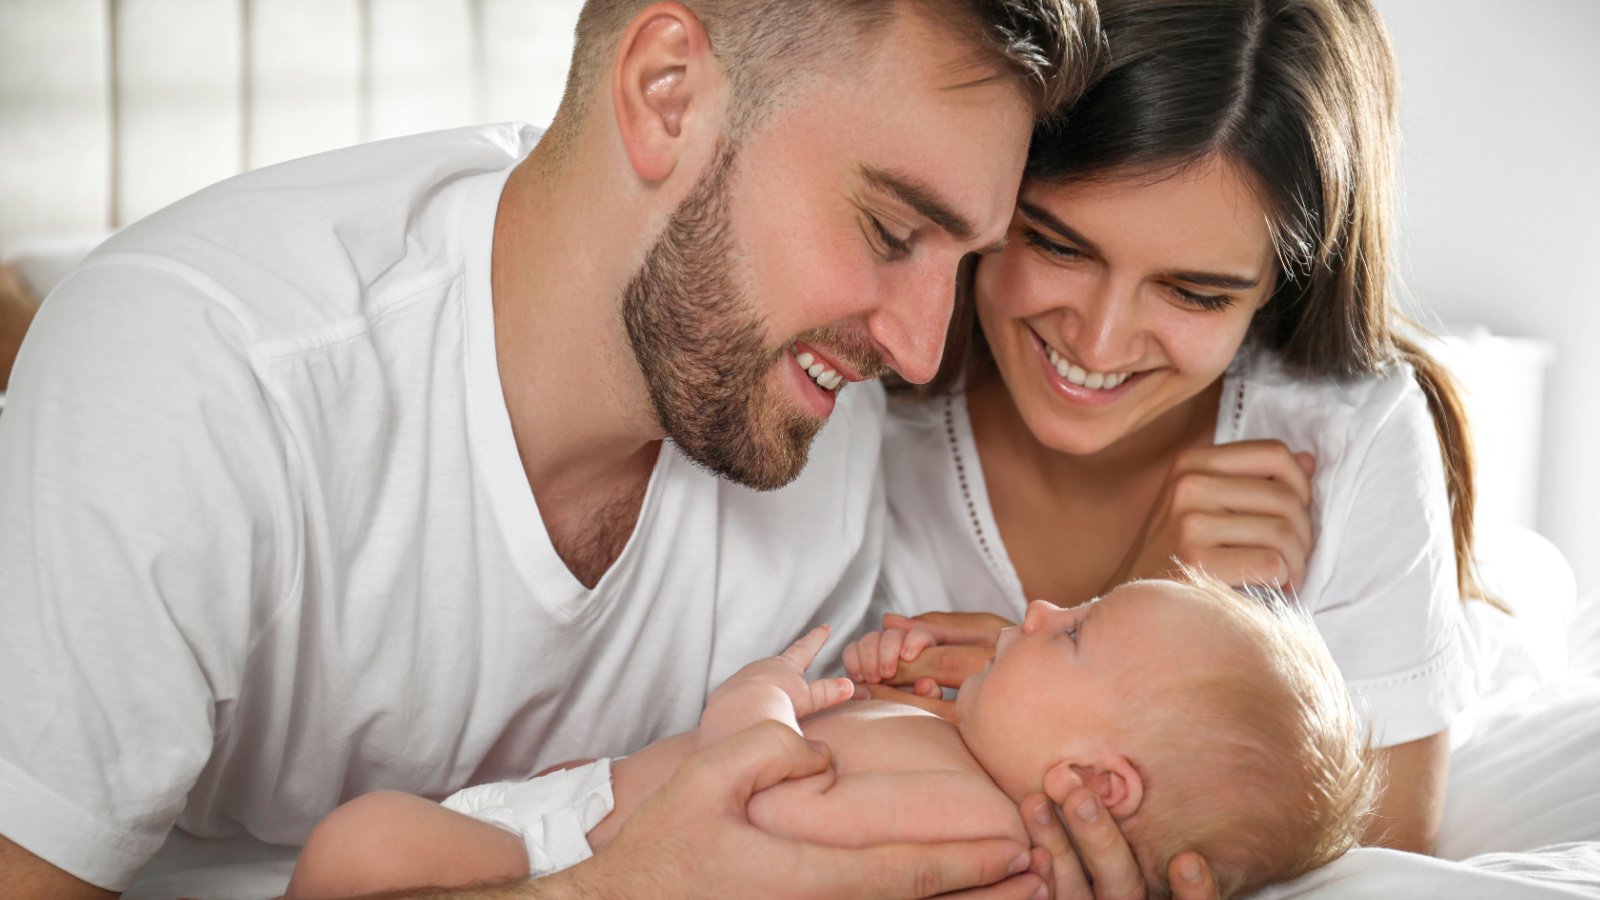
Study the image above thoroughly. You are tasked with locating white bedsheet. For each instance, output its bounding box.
[1261,527,1600,898]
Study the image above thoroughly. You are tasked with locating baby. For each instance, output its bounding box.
[288,574,1378,899]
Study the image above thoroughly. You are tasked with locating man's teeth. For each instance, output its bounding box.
[794,350,845,392]
[1045,344,1129,390]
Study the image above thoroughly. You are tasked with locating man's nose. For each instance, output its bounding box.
[865,259,961,385]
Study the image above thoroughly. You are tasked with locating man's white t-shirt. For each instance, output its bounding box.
[878,345,1475,748]
[0,124,884,891]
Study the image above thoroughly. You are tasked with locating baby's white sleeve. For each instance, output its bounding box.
[441,759,616,877]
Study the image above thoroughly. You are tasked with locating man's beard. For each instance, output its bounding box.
[621,141,822,492]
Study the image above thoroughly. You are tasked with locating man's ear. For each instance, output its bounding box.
[611,2,720,183]
[1045,753,1145,819]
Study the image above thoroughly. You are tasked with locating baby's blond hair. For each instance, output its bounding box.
[1115,568,1381,898]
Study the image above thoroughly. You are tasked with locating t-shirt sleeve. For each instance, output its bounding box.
[1306,380,1474,748]
[0,261,294,890]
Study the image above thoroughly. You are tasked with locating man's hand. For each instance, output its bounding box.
[0,262,41,393]
[698,625,854,746]
[408,722,1040,899]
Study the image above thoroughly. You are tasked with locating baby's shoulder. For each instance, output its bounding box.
[802,701,985,777]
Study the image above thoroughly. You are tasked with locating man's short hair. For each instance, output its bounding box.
[553,0,1105,144]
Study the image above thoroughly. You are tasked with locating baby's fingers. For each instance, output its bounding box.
[878,628,905,680]
[902,627,936,661]
[853,630,884,683]
[780,624,832,673]
[802,676,857,717]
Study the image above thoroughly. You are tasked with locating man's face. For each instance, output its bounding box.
[624,8,1033,490]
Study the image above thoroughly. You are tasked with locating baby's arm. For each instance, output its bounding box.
[590,626,853,849]
[289,628,854,897]
[697,624,855,746]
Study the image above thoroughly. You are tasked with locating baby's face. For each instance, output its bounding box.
[955,580,1234,802]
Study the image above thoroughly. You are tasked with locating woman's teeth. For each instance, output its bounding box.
[1045,344,1129,390]
[794,349,845,392]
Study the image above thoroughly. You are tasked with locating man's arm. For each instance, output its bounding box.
[0,833,115,900]
[0,261,40,393]
[378,723,1039,900]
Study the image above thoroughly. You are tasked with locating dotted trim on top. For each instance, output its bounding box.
[1229,377,1248,437]
[944,396,1002,575]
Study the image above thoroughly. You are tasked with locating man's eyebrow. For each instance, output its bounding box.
[1020,199,1262,290]
[860,165,1002,253]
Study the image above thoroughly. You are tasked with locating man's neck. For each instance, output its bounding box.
[489,130,675,586]
[491,135,668,496]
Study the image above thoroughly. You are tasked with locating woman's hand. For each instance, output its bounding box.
[1113,440,1317,590]
[845,611,1013,720]
[1018,781,1220,900]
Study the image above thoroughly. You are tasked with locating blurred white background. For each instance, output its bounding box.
[0,0,1596,595]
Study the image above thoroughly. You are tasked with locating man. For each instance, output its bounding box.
[0,1,1196,897]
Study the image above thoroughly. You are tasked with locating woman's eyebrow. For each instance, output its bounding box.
[1020,201,1263,290]
[1165,269,1261,291]
[1017,200,1100,255]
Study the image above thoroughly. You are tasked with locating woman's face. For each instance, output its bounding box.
[974,155,1278,457]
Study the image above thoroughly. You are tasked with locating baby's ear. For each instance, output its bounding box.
[1046,755,1145,818]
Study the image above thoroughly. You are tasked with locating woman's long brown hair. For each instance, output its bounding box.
[932,0,1491,605]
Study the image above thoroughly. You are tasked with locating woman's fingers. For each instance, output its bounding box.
[887,644,994,690]
[1166,851,1220,900]
[1019,793,1093,900]
[1049,783,1147,900]
[1178,511,1310,587]
[1176,440,1315,506]
[884,610,1013,646]
[1169,472,1314,550]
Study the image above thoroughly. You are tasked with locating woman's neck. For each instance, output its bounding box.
[963,368,1225,605]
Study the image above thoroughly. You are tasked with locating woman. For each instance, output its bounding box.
[862,0,1484,861]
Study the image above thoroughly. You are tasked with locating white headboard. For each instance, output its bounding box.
[0,0,585,250]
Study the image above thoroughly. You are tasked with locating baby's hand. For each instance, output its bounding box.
[842,624,937,685]
[699,625,855,747]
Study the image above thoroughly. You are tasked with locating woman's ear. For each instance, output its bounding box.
[610,2,720,183]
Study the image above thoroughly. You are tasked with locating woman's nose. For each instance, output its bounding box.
[1061,280,1137,367]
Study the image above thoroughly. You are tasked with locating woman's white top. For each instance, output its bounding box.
[878,345,1476,747]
